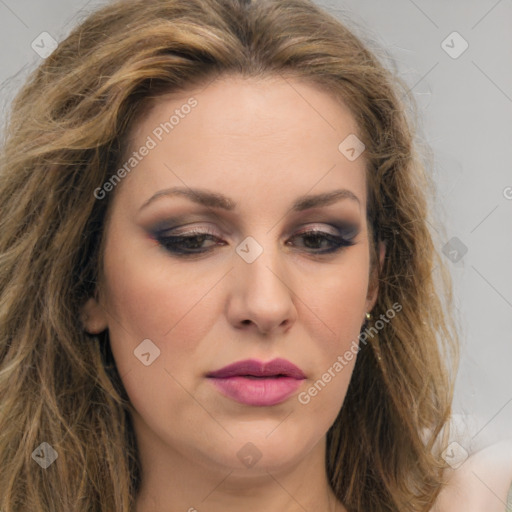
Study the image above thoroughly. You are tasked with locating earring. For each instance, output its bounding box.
[364,312,382,361]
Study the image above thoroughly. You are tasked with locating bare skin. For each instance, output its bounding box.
[433,439,512,512]
[83,74,385,512]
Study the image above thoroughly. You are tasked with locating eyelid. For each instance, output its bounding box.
[294,223,350,237]
[155,223,221,237]
[294,220,360,238]
[155,222,359,240]
[149,208,362,235]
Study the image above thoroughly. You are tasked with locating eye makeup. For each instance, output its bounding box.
[146,217,361,258]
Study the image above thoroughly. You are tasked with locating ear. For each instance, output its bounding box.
[365,240,386,314]
[80,296,109,334]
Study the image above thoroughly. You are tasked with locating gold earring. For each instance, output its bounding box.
[365,312,372,320]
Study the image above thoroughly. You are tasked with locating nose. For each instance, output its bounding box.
[225,238,298,336]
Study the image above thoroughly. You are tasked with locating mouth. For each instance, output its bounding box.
[206,358,306,406]
[206,358,306,379]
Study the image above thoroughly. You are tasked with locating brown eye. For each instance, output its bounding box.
[286,228,356,254]
[155,226,226,256]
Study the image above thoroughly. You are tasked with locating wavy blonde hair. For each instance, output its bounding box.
[0,0,459,510]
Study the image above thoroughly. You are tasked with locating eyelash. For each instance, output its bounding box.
[154,226,357,257]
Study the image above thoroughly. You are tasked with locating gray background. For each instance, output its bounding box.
[0,0,510,451]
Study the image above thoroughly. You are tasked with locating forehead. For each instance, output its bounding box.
[114,74,368,215]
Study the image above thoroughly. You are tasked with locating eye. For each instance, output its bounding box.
[285,227,356,254]
[155,225,225,257]
[153,225,357,257]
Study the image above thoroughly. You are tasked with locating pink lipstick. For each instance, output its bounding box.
[206,358,306,406]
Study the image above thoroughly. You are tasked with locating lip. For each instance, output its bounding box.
[206,358,306,406]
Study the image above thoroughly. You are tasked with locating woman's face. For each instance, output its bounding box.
[83,74,382,475]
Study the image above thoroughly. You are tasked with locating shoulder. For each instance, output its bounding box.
[433,439,512,512]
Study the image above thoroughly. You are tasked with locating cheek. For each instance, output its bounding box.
[100,243,226,437]
[297,252,369,413]
[308,251,370,344]
[101,233,227,376]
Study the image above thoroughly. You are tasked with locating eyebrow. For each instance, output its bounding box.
[138,186,360,212]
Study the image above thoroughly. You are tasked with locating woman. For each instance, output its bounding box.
[0,0,480,510]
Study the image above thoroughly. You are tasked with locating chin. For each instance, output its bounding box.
[190,421,323,474]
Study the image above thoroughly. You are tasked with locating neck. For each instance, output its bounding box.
[132,413,346,512]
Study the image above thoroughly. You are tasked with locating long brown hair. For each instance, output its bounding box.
[0,0,459,510]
